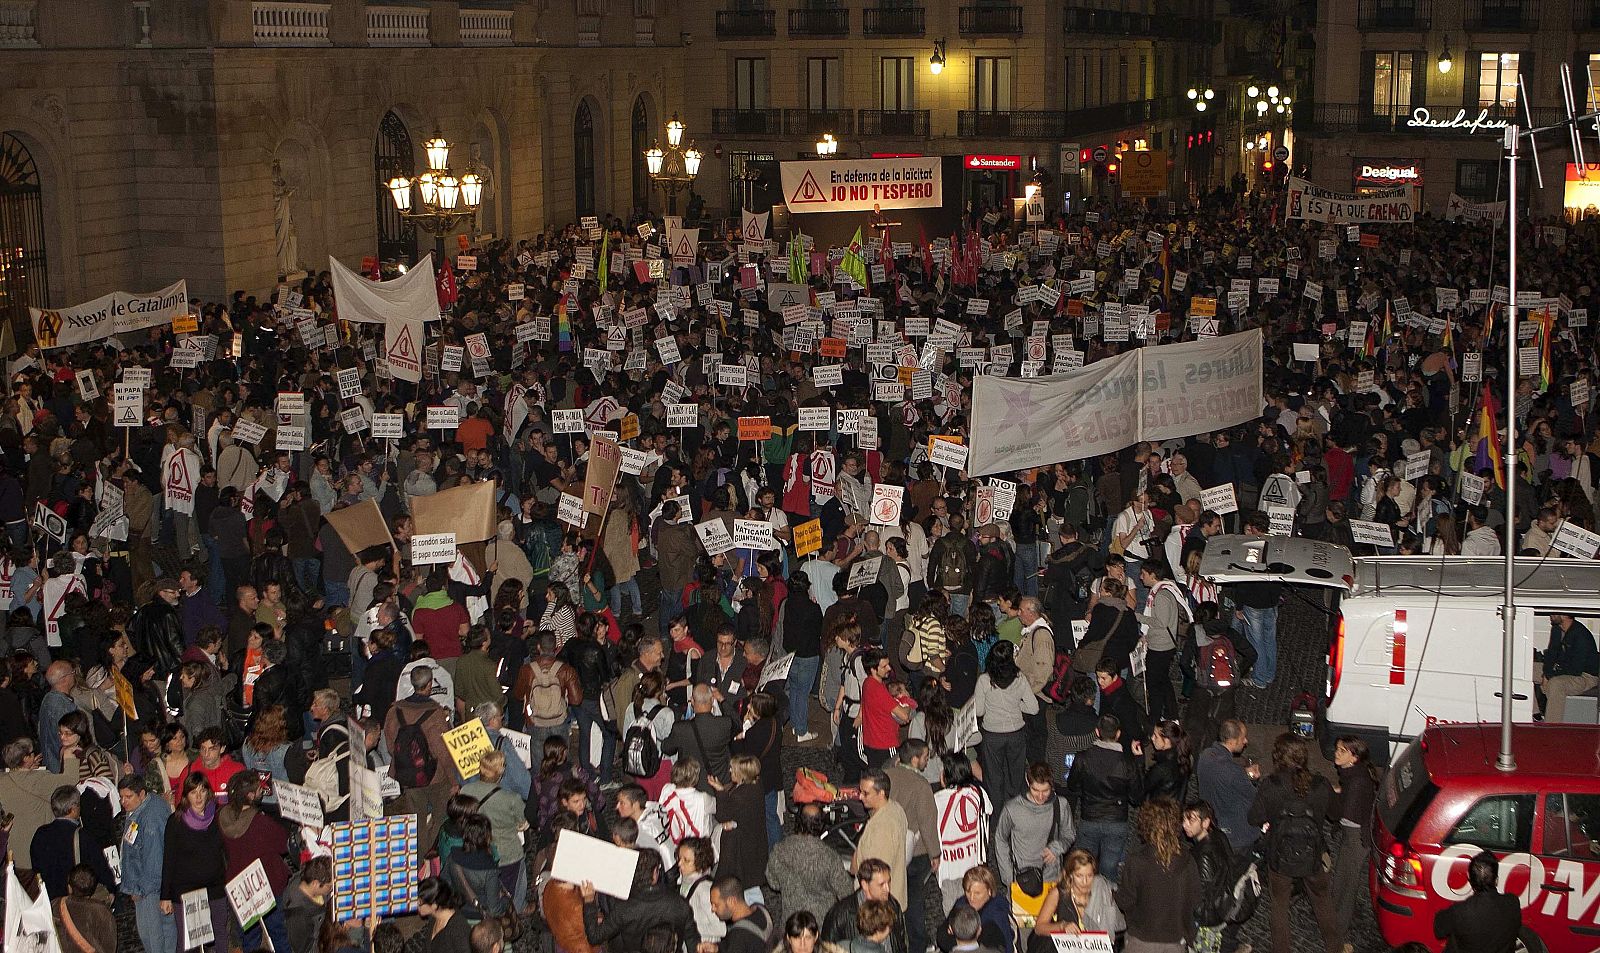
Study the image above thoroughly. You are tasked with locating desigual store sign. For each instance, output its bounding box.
[1354,160,1423,189]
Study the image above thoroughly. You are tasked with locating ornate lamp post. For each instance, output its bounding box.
[385,128,483,264]
[644,114,702,216]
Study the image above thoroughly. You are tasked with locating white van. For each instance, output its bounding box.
[1198,535,1600,765]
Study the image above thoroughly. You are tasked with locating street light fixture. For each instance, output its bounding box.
[929,38,946,75]
[644,114,701,215]
[385,128,483,262]
[816,133,838,156]
[1438,37,1454,74]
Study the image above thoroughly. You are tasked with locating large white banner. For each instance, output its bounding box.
[1286,177,1414,224]
[30,280,188,350]
[1446,192,1506,223]
[967,329,1263,476]
[781,156,941,214]
[328,253,438,325]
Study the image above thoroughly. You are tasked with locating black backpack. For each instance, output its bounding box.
[1266,793,1325,878]
[623,703,665,777]
[393,706,439,789]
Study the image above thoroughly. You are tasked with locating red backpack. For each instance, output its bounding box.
[1198,636,1238,691]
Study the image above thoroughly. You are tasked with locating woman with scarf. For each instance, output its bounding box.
[218,770,292,952]
[160,774,231,950]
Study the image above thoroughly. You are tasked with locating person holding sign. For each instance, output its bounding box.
[217,770,293,953]
[160,774,232,950]
[1028,850,1124,951]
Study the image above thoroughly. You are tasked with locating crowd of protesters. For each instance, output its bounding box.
[0,181,1579,953]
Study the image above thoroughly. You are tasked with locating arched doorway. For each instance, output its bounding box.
[0,133,49,335]
[631,95,651,215]
[574,101,596,218]
[374,111,418,264]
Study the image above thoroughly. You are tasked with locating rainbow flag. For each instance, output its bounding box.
[1474,386,1506,488]
[1538,306,1554,393]
[557,294,573,352]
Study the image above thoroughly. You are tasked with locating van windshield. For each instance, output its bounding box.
[1379,738,1439,841]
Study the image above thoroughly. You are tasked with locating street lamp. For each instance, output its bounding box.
[816,133,838,156]
[1438,37,1454,74]
[385,128,483,263]
[644,114,701,215]
[929,38,946,75]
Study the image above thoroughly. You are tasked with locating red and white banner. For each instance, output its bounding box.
[780,157,942,214]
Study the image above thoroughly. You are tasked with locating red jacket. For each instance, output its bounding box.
[412,602,468,659]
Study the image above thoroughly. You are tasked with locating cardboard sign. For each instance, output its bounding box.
[411,481,497,543]
[1200,484,1239,515]
[696,519,735,557]
[442,718,493,779]
[1552,520,1600,559]
[557,492,586,528]
[550,829,640,901]
[1349,519,1394,547]
[738,416,773,441]
[426,405,460,430]
[371,413,405,440]
[276,425,306,451]
[326,499,394,555]
[277,392,306,416]
[583,435,623,516]
[182,889,215,948]
[1403,450,1431,481]
[230,418,267,445]
[411,532,457,566]
[793,518,823,557]
[847,555,883,590]
[274,778,326,828]
[758,652,795,688]
[1460,472,1486,505]
[225,858,277,930]
[1266,505,1295,537]
[870,484,904,525]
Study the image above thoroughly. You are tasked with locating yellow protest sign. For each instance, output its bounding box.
[618,413,641,441]
[1190,297,1217,317]
[172,313,199,335]
[442,718,493,779]
[794,518,823,557]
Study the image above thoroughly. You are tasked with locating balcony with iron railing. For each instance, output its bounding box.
[1304,101,1562,133]
[716,8,776,37]
[1464,0,1538,29]
[366,5,430,46]
[958,4,1023,34]
[957,97,1178,138]
[864,5,925,35]
[253,1,332,45]
[1356,0,1432,29]
[1063,7,1219,40]
[784,108,855,135]
[857,109,931,136]
[789,7,849,35]
[459,6,513,44]
[712,108,785,135]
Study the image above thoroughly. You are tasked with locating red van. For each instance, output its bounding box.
[1371,723,1600,952]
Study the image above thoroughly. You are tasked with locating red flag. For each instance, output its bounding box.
[436,259,458,310]
[879,226,895,278]
[919,224,934,276]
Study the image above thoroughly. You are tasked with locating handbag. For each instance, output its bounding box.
[1013,795,1061,897]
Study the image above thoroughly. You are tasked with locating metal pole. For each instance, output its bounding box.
[1498,124,1519,774]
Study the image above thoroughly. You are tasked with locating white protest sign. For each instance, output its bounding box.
[1349,519,1394,547]
[500,727,533,769]
[427,405,461,430]
[696,519,736,557]
[231,418,267,445]
[1404,451,1430,482]
[113,383,143,428]
[732,518,776,551]
[1460,472,1487,506]
[1266,505,1295,537]
[1552,520,1600,559]
[76,369,99,401]
[847,555,883,590]
[870,484,904,525]
[666,403,698,428]
[1050,935,1114,953]
[1292,342,1319,362]
[552,408,586,434]
[550,829,640,900]
[182,889,215,949]
[929,439,968,471]
[1200,484,1238,515]
[411,533,457,565]
[371,413,405,440]
[277,392,306,416]
[273,778,326,828]
[798,406,832,431]
[338,367,362,399]
[759,652,795,688]
[276,425,306,451]
[340,406,368,433]
[225,858,276,930]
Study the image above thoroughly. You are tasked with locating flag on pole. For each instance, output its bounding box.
[436,259,458,310]
[6,862,63,953]
[1538,306,1554,393]
[840,227,869,290]
[788,232,807,285]
[879,226,895,278]
[557,294,573,353]
[1474,386,1506,488]
[598,229,610,293]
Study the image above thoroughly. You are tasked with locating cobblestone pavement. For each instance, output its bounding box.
[110,572,1387,953]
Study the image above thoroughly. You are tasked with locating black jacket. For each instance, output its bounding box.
[1066,739,1145,822]
[970,540,1013,602]
[662,711,734,784]
[1433,890,1522,953]
[1143,748,1190,803]
[822,890,908,953]
[581,881,699,953]
[1189,830,1235,927]
[1116,842,1200,944]
[129,599,184,675]
[560,636,613,699]
[31,818,116,898]
[251,663,304,738]
[1544,620,1600,680]
[1247,772,1335,834]
[1098,680,1146,756]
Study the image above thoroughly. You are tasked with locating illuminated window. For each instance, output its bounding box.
[1478,52,1519,110]
[1372,52,1414,118]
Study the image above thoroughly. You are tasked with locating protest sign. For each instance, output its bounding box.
[274,778,327,828]
[182,889,215,949]
[848,555,883,590]
[442,718,493,779]
[759,652,795,688]
[330,815,419,923]
[550,829,640,900]
[411,533,457,566]
[1349,520,1394,547]
[793,518,823,557]
[696,519,735,557]
[225,859,276,930]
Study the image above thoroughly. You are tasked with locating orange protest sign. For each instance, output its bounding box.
[738,416,773,441]
[929,434,965,455]
[172,313,199,335]
[1189,297,1217,317]
[793,518,823,557]
[820,337,847,358]
[457,234,471,252]
[1359,233,1379,248]
[897,366,916,387]
[618,414,641,441]
[1066,299,1085,317]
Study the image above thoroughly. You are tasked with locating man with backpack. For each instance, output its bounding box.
[711,876,777,953]
[926,516,975,619]
[514,630,579,750]
[1246,732,1340,953]
[383,665,455,863]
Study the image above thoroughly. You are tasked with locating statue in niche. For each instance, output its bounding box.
[272,158,299,278]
